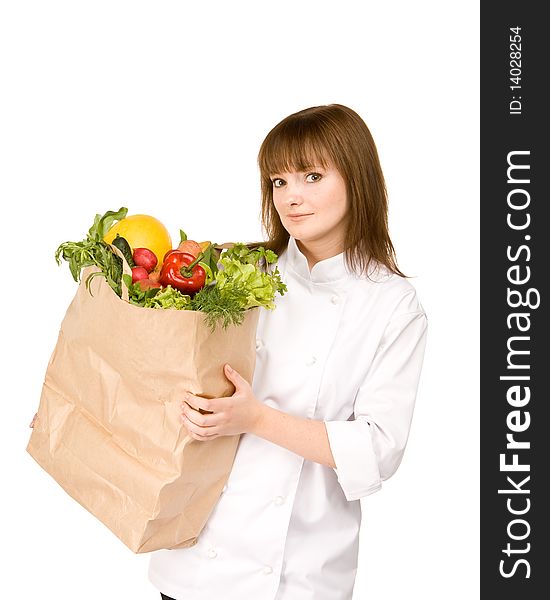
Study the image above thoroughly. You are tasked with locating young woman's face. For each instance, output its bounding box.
[270,162,348,249]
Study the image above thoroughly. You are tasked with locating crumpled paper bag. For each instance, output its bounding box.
[27,267,259,553]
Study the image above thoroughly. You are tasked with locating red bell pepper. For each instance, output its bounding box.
[158,251,206,294]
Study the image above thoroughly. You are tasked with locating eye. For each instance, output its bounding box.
[306,172,322,183]
[271,178,285,188]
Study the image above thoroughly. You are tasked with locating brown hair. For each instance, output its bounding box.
[257,104,406,278]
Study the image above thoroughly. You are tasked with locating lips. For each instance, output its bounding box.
[287,213,313,220]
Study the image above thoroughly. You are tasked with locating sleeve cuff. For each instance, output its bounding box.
[325,418,382,501]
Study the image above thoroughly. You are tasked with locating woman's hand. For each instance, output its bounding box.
[181,364,336,467]
[181,364,265,441]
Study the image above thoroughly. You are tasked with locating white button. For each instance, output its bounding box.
[305,356,317,366]
[255,339,262,350]
[274,496,285,506]
[207,548,217,559]
[330,295,340,304]
[262,566,273,575]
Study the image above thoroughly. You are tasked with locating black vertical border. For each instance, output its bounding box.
[481,2,548,598]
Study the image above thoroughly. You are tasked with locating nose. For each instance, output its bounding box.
[284,182,304,207]
[287,196,303,207]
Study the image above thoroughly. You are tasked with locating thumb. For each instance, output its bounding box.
[224,363,247,392]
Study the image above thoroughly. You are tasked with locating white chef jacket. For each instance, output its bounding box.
[148,237,428,600]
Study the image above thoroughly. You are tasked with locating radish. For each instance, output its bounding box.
[131,266,149,283]
[133,247,158,273]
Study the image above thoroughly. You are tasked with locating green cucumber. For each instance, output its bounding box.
[111,234,135,268]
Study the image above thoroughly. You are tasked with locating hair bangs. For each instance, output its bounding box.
[259,119,332,178]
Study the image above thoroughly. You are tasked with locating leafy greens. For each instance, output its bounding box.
[56,209,288,330]
[55,207,128,296]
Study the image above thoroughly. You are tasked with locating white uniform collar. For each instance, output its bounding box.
[284,236,390,284]
[285,237,351,284]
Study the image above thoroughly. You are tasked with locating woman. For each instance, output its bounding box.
[149,104,428,600]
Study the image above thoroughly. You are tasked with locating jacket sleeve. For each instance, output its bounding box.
[324,308,428,501]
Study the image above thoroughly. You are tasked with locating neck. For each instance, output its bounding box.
[295,237,345,271]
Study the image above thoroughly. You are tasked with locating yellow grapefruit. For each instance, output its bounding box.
[104,214,172,266]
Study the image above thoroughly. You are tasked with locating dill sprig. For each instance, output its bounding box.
[190,283,250,331]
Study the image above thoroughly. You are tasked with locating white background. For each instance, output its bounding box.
[0,1,479,598]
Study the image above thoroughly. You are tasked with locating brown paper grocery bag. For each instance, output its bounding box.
[27,268,259,553]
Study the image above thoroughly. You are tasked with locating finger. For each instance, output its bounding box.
[189,430,218,442]
[181,404,226,430]
[224,364,248,393]
[184,393,216,413]
[179,421,211,443]
[181,403,225,428]
[181,413,218,439]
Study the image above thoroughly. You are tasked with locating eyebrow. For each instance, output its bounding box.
[270,166,326,176]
